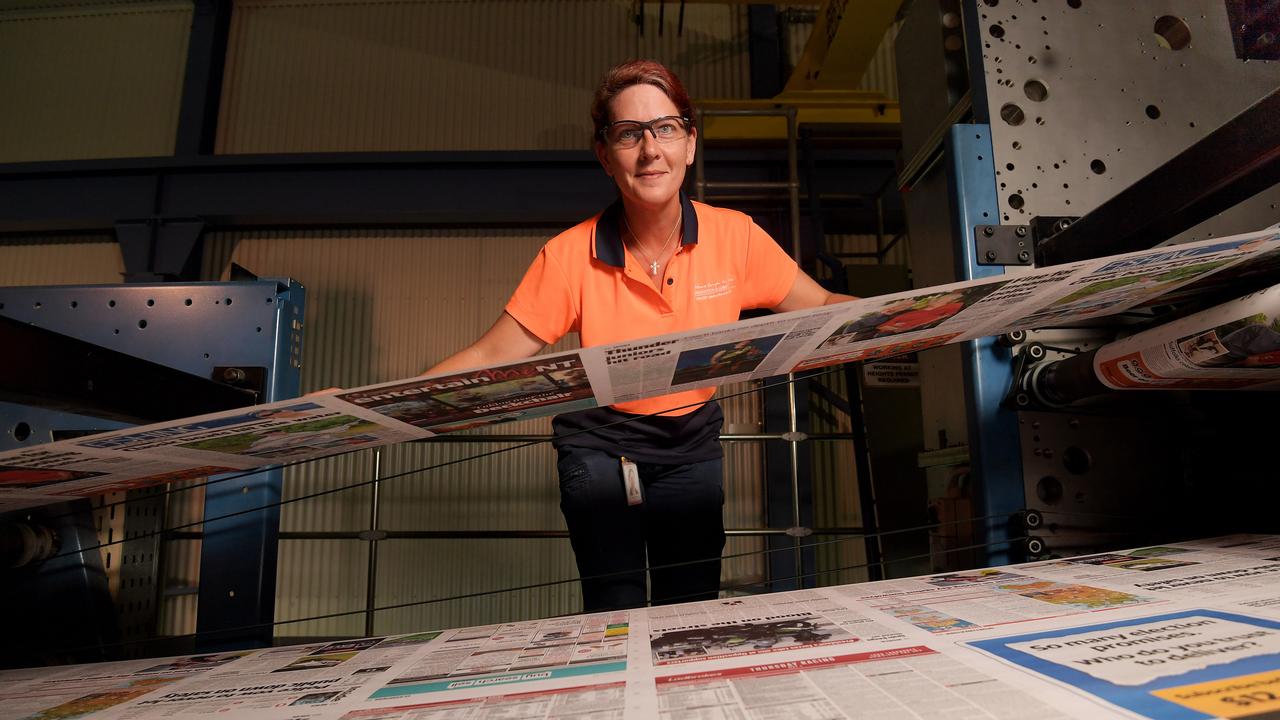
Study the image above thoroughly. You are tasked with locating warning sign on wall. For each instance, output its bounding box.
[863,357,920,387]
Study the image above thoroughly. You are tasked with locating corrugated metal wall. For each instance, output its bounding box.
[830,231,911,268]
[0,238,123,286]
[216,0,750,153]
[859,22,902,100]
[0,1,192,163]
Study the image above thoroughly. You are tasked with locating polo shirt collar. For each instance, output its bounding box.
[594,191,699,269]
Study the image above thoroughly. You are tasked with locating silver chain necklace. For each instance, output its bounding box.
[622,208,682,277]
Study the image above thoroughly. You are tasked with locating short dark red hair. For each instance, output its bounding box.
[591,60,695,142]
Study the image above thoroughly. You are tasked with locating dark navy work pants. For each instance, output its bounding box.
[556,445,725,612]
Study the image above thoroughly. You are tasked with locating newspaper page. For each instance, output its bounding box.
[69,397,423,468]
[642,592,1104,718]
[653,644,1095,720]
[1022,545,1280,607]
[988,231,1280,333]
[596,306,844,406]
[361,612,631,707]
[1178,534,1280,560]
[110,631,442,718]
[0,651,251,720]
[338,682,626,720]
[336,352,598,433]
[4,226,1280,511]
[967,608,1280,720]
[833,567,1164,636]
[791,279,1014,371]
[0,444,238,512]
[1094,284,1280,389]
[0,396,424,509]
[645,590,911,668]
[1134,235,1280,308]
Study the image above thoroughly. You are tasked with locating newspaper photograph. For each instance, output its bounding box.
[337,353,597,433]
[654,645,1087,720]
[110,631,442,718]
[794,330,963,372]
[1095,285,1280,390]
[814,284,1006,349]
[669,334,784,386]
[369,613,630,701]
[968,608,1280,720]
[646,590,907,667]
[836,568,1157,635]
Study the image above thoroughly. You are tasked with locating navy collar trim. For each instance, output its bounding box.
[594,192,699,269]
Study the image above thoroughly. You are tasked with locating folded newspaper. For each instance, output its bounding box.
[2,227,1280,512]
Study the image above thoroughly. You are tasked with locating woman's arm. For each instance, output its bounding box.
[771,270,859,313]
[424,311,547,376]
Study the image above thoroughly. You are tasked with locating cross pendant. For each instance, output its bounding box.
[650,261,660,276]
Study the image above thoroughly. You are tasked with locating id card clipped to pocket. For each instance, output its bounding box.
[620,456,643,506]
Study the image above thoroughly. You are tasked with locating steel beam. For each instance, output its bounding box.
[0,149,904,237]
[174,0,233,157]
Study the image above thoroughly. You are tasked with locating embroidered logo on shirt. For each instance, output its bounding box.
[693,277,736,301]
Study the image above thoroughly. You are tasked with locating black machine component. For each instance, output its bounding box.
[0,520,59,569]
[1035,87,1280,266]
[0,314,258,424]
[1225,0,1280,60]
[0,503,120,668]
[973,224,1033,266]
[1017,349,1109,409]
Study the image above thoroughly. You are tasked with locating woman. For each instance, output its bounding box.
[427,60,855,612]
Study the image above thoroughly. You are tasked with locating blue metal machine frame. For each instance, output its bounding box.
[0,279,303,651]
[945,124,1025,566]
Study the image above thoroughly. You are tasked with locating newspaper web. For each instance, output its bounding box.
[5,225,1280,670]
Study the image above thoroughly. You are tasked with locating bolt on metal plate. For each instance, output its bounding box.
[975,225,1034,266]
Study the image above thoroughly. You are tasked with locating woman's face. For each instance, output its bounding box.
[595,83,697,211]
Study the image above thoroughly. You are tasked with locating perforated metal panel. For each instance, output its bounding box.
[974,1,1280,238]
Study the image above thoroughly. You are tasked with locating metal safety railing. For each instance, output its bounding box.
[694,104,823,592]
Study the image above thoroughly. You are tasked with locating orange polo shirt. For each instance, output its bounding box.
[505,193,799,416]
